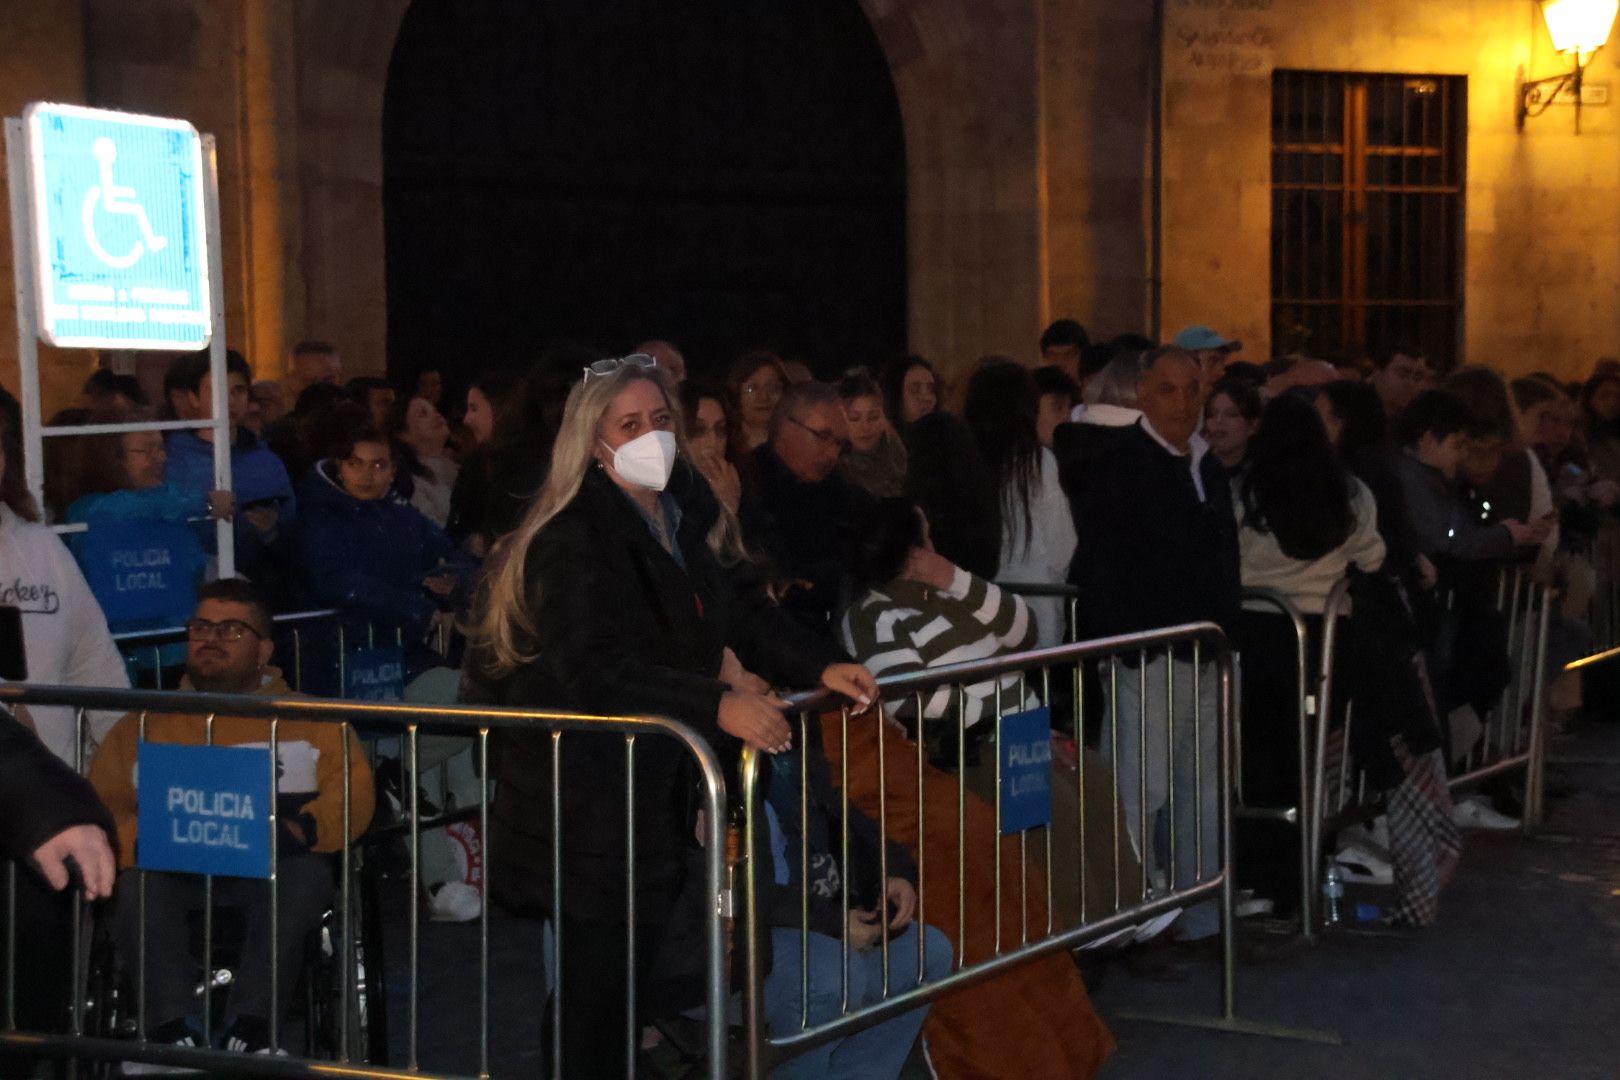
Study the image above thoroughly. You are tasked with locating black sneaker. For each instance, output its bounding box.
[120,1018,202,1075]
[223,1015,289,1057]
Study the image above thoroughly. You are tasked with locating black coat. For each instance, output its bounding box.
[1055,420,1241,641]
[739,444,876,631]
[471,462,842,922]
[0,711,114,869]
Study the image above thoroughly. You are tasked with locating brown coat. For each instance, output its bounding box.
[89,669,374,870]
[820,711,1116,1080]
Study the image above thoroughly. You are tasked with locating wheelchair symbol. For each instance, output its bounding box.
[81,137,169,270]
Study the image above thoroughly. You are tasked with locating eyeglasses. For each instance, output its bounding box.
[583,353,658,383]
[343,456,394,473]
[186,618,264,642]
[788,415,851,453]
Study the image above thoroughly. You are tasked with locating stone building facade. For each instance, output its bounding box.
[1,0,1615,415]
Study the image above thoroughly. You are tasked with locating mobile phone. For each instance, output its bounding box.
[0,606,25,681]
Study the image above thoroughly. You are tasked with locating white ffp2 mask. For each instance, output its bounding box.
[604,430,678,491]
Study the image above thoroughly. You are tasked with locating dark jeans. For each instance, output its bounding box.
[112,853,332,1031]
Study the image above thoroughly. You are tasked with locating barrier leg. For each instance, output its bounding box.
[1112,653,1341,1045]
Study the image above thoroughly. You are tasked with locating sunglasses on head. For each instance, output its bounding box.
[583,353,658,383]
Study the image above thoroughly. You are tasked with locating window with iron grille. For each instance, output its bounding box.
[1271,71,1466,370]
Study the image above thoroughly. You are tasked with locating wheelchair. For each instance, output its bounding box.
[76,847,388,1076]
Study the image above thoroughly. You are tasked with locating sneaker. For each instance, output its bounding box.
[223,1015,286,1056]
[1333,841,1394,885]
[1451,795,1520,831]
[1234,889,1275,918]
[428,880,482,923]
[119,1020,202,1075]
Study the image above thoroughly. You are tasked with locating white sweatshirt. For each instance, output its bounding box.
[0,503,130,766]
[1238,479,1387,614]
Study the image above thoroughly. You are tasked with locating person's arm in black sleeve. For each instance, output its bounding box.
[729,578,848,691]
[0,711,115,869]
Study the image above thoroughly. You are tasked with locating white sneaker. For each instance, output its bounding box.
[1333,841,1394,885]
[428,879,483,923]
[1451,796,1519,831]
[1132,908,1184,942]
[1234,890,1275,918]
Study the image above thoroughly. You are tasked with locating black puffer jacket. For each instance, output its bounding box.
[0,710,114,868]
[469,461,843,921]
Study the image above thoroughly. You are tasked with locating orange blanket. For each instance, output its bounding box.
[820,713,1115,1080]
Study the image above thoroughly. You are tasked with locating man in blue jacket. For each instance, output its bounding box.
[165,351,299,608]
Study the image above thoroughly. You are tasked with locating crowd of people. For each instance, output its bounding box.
[0,318,1616,1078]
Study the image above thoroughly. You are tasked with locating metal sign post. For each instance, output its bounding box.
[6,102,233,575]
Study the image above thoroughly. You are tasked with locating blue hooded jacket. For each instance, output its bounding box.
[294,460,473,644]
[165,428,296,525]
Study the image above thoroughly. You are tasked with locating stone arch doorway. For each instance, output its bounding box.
[381,0,906,389]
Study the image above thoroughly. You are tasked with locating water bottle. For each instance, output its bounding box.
[1321,864,1344,926]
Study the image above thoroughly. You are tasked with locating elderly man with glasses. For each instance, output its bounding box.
[89,578,374,1061]
[739,380,875,634]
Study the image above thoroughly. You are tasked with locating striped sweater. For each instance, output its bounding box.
[839,566,1039,728]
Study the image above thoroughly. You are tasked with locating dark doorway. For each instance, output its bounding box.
[383,1,906,393]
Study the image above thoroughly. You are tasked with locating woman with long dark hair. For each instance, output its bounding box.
[1239,393,1385,608]
[1235,393,1387,916]
[1317,379,1428,592]
[962,360,1077,645]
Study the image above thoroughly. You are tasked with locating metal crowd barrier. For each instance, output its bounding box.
[1233,587,1327,941]
[1309,566,1555,895]
[0,682,729,1080]
[738,622,1250,1077]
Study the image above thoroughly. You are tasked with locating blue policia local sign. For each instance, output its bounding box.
[345,645,405,702]
[24,102,211,350]
[999,706,1054,835]
[138,743,273,879]
[79,519,203,627]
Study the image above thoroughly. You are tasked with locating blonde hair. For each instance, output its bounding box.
[472,364,690,675]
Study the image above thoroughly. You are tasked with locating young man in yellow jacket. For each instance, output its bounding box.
[90,578,374,1058]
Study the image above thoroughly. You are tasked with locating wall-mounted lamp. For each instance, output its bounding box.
[1518,0,1619,130]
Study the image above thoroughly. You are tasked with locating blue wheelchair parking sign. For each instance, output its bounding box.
[24,102,211,350]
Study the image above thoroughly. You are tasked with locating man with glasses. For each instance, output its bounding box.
[740,381,874,632]
[90,578,374,1061]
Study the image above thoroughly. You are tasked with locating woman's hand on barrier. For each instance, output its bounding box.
[1505,516,1554,547]
[885,877,917,932]
[848,907,884,952]
[719,690,792,754]
[720,647,771,696]
[32,823,115,900]
[206,489,235,520]
[820,663,877,711]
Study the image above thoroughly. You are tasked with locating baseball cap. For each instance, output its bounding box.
[1173,325,1242,352]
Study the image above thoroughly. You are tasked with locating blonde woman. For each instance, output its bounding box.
[464,356,875,1077]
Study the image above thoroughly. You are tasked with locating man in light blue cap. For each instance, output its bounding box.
[1172,325,1242,393]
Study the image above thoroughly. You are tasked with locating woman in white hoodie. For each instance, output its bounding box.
[0,401,129,767]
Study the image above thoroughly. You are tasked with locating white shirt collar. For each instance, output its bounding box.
[1138,416,1210,501]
